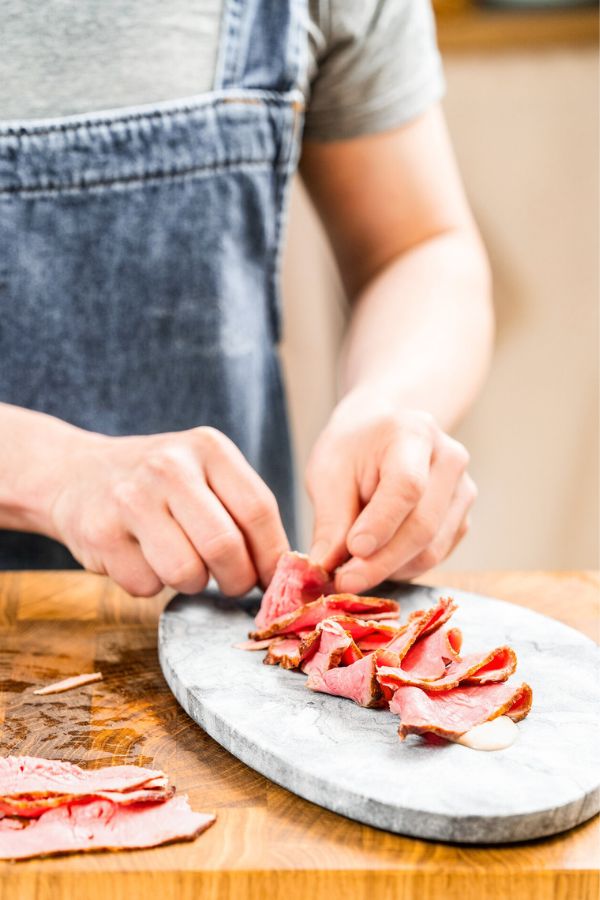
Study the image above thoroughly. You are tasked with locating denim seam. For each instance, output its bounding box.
[0,158,277,197]
[0,93,298,140]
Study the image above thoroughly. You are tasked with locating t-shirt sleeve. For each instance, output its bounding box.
[304,0,445,142]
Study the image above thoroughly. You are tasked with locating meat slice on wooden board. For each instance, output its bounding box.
[389,681,533,742]
[0,795,216,860]
[0,757,168,807]
[254,551,334,630]
[250,594,400,641]
[301,620,363,677]
[33,672,103,695]
[306,651,385,708]
[0,784,176,818]
[400,627,463,680]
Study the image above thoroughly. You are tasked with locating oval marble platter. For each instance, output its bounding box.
[158,583,600,843]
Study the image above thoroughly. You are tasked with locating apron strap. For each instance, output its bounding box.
[214,0,307,94]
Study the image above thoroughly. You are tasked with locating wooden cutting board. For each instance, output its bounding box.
[159,582,600,843]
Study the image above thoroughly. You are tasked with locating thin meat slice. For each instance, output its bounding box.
[264,637,303,669]
[389,681,533,742]
[0,757,168,802]
[301,620,363,677]
[250,594,400,641]
[379,598,454,663]
[377,646,517,692]
[233,638,274,651]
[33,672,103,695]
[401,627,463,680]
[0,795,216,860]
[324,616,400,652]
[307,652,385,708]
[0,784,175,819]
[254,551,333,630]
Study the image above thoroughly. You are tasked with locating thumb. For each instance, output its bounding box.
[307,460,359,573]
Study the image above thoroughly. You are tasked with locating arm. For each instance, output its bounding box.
[0,403,288,596]
[301,105,493,589]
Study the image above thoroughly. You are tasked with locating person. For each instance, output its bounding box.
[0,0,492,597]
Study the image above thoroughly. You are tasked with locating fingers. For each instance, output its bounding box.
[102,538,164,598]
[390,475,476,581]
[124,506,209,596]
[306,456,361,572]
[335,437,470,592]
[346,427,434,559]
[168,477,258,597]
[200,431,290,587]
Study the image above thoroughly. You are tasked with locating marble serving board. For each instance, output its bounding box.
[158,583,600,843]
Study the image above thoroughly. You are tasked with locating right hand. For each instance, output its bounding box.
[45,427,289,597]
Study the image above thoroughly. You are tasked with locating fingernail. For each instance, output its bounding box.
[310,539,330,564]
[338,571,368,594]
[349,533,377,558]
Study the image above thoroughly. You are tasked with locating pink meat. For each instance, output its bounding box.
[377,646,517,693]
[324,616,399,650]
[233,638,274,651]
[301,620,363,677]
[264,637,303,669]
[33,672,103,695]
[0,756,168,801]
[0,795,215,860]
[307,652,385,708]
[378,598,451,663]
[254,552,333,630]
[401,627,463,680]
[250,593,400,641]
[389,681,532,741]
[0,784,175,819]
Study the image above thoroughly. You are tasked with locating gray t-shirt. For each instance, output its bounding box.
[0,0,444,140]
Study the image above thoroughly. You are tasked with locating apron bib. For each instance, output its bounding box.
[0,0,306,567]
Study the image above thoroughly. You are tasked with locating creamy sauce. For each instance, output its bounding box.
[457,716,518,751]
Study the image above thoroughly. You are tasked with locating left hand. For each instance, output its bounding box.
[306,394,477,592]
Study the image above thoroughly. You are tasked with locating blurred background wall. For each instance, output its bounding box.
[280,18,598,571]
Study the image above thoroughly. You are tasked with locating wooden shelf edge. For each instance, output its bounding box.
[437,5,599,51]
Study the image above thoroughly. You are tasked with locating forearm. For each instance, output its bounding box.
[0,403,86,534]
[338,227,493,431]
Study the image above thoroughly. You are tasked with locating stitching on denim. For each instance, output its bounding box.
[0,158,276,197]
[219,0,244,90]
[0,93,296,140]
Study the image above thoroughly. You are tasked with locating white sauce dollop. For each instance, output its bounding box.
[457,716,518,751]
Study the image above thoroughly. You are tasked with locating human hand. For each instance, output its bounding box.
[306,395,476,592]
[46,427,289,597]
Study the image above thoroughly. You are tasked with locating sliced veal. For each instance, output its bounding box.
[254,551,333,630]
[250,594,400,641]
[400,627,463,680]
[301,620,363,677]
[0,796,215,860]
[389,681,533,742]
[377,646,517,692]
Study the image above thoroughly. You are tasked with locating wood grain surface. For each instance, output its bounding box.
[0,570,598,900]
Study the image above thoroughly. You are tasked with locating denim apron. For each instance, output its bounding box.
[0,0,305,568]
